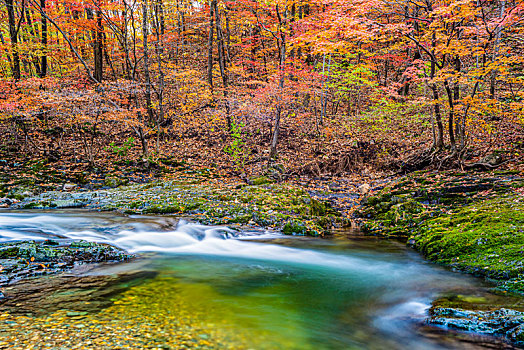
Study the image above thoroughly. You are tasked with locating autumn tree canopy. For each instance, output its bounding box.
[1,0,523,174]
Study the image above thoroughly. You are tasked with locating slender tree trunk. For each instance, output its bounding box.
[453,56,462,148]
[320,53,325,126]
[0,33,12,68]
[224,6,231,64]
[23,8,42,76]
[490,0,506,99]
[320,53,331,125]
[429,32,444,150]
[40,0,47,77]
[135,124,149,156]
[5,0,21,80]
[213,0,230,129]
[142,0,153,156]
[431,82,444,150]
[383,59,388,86]
[103,34,117,79]
[269,5,286,159]
[270,107,282,159]
[444,80,456,150]
[207,0,214,89]
[175,0,181,61]
[153,0,165,151]
[94,4,104,81]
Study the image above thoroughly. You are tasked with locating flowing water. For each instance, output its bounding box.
[0,211,521,349]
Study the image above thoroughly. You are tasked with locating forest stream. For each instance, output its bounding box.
[0,211,523,349]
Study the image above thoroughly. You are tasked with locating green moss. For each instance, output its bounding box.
[495,276,524,295]
[309,199,327,216]
[413,195,524,279]
[104,176,127,188]
[144,205,182,214]
[70,240,97,248]
[358,172,524,292]
[0,246,19,258]
[283,221,314,236]
[22,202,39,209]
[251,176,273,186]
[128,201,144,209]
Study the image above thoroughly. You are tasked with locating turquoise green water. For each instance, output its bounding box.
[0,212,518,349]
[133,242,480,349]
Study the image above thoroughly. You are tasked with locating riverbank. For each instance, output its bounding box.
[4,169,524,293]
[356,170,524,290]
[0,170,364,299]
[353,170,524,344]
[10,176,358,236]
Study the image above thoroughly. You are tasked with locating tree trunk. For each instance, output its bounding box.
[153,0,165,151]
[5,0,21,80]
[430,33,444,150]
[141,0,153,157]
[213,0,230,129]
[143,0,154,123]
[490,0,506,99]
[270,108,282,159]
[40,0,47,77]
[453,56,462,148]
[320,53,331,125]
[444,80,456,150]
[94,6,103,82]
[23,8,42,76]
[269,5,286,159]
[207,0,214,89]
[431,82,444,150]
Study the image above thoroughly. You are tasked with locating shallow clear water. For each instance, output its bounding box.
[0,211,521,349]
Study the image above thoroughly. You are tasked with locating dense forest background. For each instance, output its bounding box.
[1,0,523,182]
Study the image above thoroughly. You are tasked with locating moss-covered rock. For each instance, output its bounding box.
[104,176,127,188]
[429,307,524,346]
[0,240,134,287]
[408,195,524,280]
[250,176,273,186]
[357,170,524,293]
[17,178,344,236]
[496,276,524,295]
[282,221,312,235]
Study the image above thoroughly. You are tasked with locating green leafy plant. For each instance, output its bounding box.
[106,137,135,159]
[224,120,248,171]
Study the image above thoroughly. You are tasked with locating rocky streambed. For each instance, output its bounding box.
[0,211,522,349]
[1,170,524,348]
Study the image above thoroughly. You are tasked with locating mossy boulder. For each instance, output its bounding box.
[357,171,524,292]
[496,276,524,295]
[250,176,273,186]
[412,195,524,279]
[283,221,312,235]
[0,240,135,286]
[104,176,127,188]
